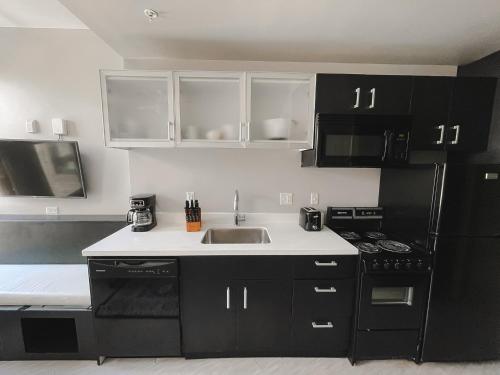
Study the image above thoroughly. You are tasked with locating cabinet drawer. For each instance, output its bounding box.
[292,315,352,356]
[293,256,356,279]
[293,279,355,317]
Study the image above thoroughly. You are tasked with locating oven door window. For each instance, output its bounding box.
[371,286,414,306]
[92,277,179,319]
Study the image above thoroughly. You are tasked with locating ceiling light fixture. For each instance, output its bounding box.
[144,8,159,23]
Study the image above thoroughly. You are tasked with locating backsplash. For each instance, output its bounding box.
[129,148,380,213]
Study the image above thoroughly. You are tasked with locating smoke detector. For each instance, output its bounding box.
[144,9,159,22]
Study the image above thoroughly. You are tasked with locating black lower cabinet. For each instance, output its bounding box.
[236,279,291,354]
[181,277,237,355]
[180,256,357,358]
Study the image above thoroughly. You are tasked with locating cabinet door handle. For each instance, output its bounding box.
[312,321,334,329]
[243,286,247,310]
[239,122,245,142]
[368,88,376,109]
[314,260,338,267]
[449,125,460,145]
[434,124,445,145]
[353,88,361,108]
[226,286,230,310]
[314,286,337,293]
[168,121,175,141]
[246,121,251,142]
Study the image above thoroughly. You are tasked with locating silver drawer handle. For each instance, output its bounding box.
[243,286,247,310]
[314,260,338,267]
[314,286,337,293]
[226,286,230,310]
[312,321,333,329]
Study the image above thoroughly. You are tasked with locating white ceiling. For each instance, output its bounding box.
[0,0,86,29]
[20,0,500,64]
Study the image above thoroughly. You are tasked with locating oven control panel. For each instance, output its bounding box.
[364,258,431,273]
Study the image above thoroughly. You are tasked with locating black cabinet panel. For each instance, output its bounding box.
[293,279,355,317]
[422,237,500,361]
[355,330,419,360]
[410,76,453,150]
[447,77,497,152]
[181,277,237,355]
[236,279,292,353]
[291,315,352,356]
[316,74,412,115]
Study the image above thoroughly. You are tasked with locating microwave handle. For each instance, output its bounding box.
[382,131,390,161]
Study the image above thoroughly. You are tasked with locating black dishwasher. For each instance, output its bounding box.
[88,259,180,359]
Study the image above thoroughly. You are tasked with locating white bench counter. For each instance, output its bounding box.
[0,265,90,306]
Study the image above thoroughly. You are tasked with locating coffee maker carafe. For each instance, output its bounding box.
[126,194,157,232]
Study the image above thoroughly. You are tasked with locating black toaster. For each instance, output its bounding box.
[299,207,322,231]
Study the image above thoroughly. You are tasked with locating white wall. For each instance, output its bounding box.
[0,28,129,215]
[126,58,456,213]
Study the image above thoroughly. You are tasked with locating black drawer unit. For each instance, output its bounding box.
[291,315,352,356]
[294,256,356,279]
[293,279,355,317]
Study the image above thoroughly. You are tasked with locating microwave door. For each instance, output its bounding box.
[317,124,387,167]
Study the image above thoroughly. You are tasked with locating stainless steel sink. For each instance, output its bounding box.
[201,227,271,244]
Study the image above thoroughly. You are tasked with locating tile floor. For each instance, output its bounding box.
[0,357,499,375]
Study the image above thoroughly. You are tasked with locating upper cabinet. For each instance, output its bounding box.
[100,70,175,148]
[410,76,497,153]
[315,74,412,115]
[175,72,245,147]
[101,70,315,149]
[246,73,315,149]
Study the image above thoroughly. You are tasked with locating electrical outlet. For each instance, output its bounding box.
[280,193,293,205]
[310,192,319,205]
[45,206,59,215]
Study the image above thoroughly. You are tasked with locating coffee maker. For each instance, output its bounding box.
[126,194,157,232]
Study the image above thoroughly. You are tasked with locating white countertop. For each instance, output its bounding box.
[82,213,358,257]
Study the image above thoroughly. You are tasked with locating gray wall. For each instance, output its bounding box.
[129,148,381,213]
[458,50,500,163]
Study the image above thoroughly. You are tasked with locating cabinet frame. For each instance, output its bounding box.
[245,72,316,149]
[100,70,175,148]
[173,70,247,149]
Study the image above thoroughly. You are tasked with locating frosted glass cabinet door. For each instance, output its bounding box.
[247,73,315,148]
[101,71,174,147]
[175,72,245,147]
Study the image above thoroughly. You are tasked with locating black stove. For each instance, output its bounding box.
[326,207,433,364]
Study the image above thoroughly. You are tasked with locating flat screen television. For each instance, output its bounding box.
[0,140,86,198]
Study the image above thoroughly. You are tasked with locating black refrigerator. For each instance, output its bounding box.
[379,163,500,362]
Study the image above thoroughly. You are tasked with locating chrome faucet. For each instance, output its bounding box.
[234,189,246,226]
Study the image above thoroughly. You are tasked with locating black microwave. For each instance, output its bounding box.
[301,114,411,167]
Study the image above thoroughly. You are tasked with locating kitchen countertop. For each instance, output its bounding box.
[82,213,358,257]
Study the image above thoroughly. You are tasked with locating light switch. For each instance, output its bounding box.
[310,192,319,205]
[52,118,67,135]
[280,193,293,205]
[26,119,38,133]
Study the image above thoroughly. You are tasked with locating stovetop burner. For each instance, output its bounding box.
[363,231,387,240]
[339,231,361,241]
[355,242,381,254]
[376,239,412,254]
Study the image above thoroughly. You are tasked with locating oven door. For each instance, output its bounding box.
[358,273,429,330]
[315,114,410,167]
